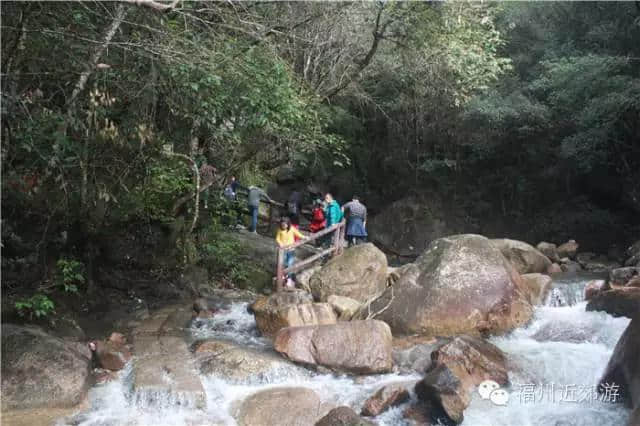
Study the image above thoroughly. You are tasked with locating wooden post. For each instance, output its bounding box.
[332,223,341,257]
[338,221,346,255]
[276,247,284,292]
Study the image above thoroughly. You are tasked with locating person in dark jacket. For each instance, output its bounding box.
[247,186,272,233]
[342,195,367,246]
[286,190,302,226]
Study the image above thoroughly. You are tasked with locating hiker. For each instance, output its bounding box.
[286,190,302,226]
[342,195,368,246]
[275,217,306,289]
[247,185,272,233]
[198,158,217,210]
[309,199,326,233]
[324,193,343,228]
[223,177,242,227]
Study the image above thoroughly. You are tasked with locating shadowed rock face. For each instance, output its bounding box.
[309,243,388,304]
[234,387,332,426]
[273,320,393,374]
[586,288,640,319]
[370,234,533,337]
[1,324,91,411]
[599,319,640,410]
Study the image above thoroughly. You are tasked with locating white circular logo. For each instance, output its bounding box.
[478,380,509,406]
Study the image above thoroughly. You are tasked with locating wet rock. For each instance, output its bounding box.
[557,240,579,259]
[193,339,304,383]
[415,364,470,424]
[1,324,91,410]
[273,320,393,374]
[576,252,620,272]
[537,242,561,263]
[316,406,374,426]
[251,291,336,337]
[627,276,640,288]
[430,336,508,387]
[584,280,606,301]
[370,234,533,337]
[520,273,553,305]
[251,290,335,337]
[310,243,388,304]
[91,339,132,371]
[193,297,209,313]
[546,263,563,275]
[626,253,640,267]
[92,368,118,385]
[491,238,552,274]
[599,319,640,409]
[234,387,332,426]
[627,240,640,260]
[403,400,436,426]
[561,260,582,274]
[610,267,640,287]
[108,332,126,346]
[361,382,411,416]
[586,288,640,319]
[327,295,361,320]
[392,340,443,373]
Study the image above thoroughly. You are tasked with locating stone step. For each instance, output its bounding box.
[131,305,205,409]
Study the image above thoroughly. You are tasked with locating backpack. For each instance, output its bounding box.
[312,207,325,222]
[287,201,299,216]
[223,186,235,200]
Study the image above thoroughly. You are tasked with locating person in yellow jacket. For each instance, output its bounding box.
[276,218,306,288]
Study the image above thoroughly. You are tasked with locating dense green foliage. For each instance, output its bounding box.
[2,1,639,307]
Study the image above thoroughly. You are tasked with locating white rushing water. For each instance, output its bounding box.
[59,273,631,426]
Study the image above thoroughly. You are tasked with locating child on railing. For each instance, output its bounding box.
[275,217,307,289]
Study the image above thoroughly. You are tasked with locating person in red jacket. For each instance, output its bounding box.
[309,199,327,233]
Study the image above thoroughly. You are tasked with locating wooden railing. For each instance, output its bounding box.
[275,221,346,291]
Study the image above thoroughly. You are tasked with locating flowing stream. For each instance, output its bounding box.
[59,273,631,426]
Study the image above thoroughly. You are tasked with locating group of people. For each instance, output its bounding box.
[276,192,368,288]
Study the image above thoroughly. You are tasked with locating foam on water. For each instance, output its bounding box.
[59,273,632,426]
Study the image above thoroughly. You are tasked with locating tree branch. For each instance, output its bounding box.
[121,0,180,12]
[65,4,127,115]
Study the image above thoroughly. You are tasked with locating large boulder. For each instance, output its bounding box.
[577,253,620,272]
[369,234,533,337]
[234,387,332,426]
[413,336,508,424]
[586,288,640,319]
[557,240,579,259]
[599,319,640,410]
[536,242,561,263]
[193,339,305,383]
[309,243,388,304]
[1,324,91,410]
[491,239,552,274]
[520,273,553,305]
[250,290,336,337]
[273,320,393,374]
[361,382,411,417]
[316,406,374,426]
